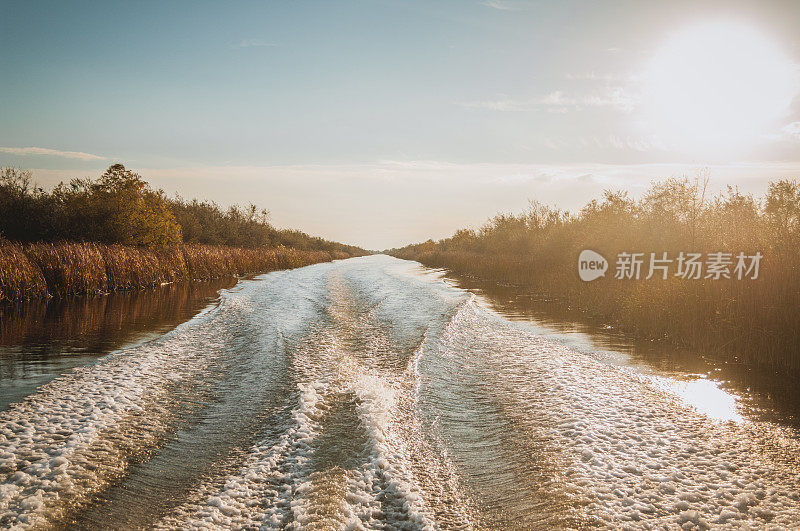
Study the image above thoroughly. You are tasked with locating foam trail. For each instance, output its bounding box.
[0,299,228,528]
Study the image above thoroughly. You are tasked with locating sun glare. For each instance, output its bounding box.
[643,21,798,156]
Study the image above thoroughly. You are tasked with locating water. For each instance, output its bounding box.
[0,255,798,528]
[441,273,800,427]
[0,278,236,411]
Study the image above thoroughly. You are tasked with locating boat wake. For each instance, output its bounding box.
[1,255,798,528]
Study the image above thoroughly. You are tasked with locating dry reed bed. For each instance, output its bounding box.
[0,240,344,302]
[391,178,800,370]
[403,248,800,371]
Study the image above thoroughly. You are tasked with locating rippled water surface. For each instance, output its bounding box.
[442,274,800,428]
[0,278,235,411]
[0,256,798,529]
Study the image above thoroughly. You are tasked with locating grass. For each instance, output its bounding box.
[0,241,48,301]
[0,240,345,302]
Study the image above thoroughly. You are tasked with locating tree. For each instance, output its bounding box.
[0,168,57,241]
[53,164,182,246]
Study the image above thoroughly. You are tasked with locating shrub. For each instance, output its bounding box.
[52,164,182,246]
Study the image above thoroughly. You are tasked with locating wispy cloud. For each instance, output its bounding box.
[456,94,525,111]
[605,135,667,152]
[479,0,522,10]
[232,39,278,49]
[542,135,667,152]
[456,87,638,113]
[0,146,106,160]
[564,72,621,81]
[782,122,800,140]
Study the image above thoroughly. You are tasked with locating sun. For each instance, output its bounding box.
[642,21,798,156]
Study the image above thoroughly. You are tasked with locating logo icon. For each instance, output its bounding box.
[578,250,608,281]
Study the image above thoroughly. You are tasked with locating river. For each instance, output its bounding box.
[0,255,798,528]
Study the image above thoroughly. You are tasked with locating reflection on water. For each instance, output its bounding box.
[0,278,236,411]
[435,270,800,427]
[651,376,743,422]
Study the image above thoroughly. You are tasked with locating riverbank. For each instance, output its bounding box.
[392,249,800,372]
[390,178,800,372]
[0,240,349,302]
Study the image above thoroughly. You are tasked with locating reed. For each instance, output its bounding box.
[392,178,800,371]
[23,241,108,296]
[0,241,48,302]
[0,240,340,302]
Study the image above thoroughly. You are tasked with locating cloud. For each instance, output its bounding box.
[782,122,800,140]
[479,0,522,10]
[456,87,638,113]
[542,135,667,152]
[0,146,106,160]
[606,135,667,152]
[456,94,525,111]
[564,72,620,81]
[544,88,638,112]
[232,39,278,49]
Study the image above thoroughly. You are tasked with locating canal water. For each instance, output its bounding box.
[0,278,236,411]
[0,256,797,528]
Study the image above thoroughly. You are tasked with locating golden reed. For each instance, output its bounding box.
[0,240,345,302]
[391,178,800,371]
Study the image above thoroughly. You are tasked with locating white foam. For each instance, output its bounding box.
[0,303,227,528]
[434,299,800,527]
[159,261,469,529]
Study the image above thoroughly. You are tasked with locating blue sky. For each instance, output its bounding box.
[2,1,800,248]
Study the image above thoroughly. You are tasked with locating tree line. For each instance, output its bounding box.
[0,164,364,255]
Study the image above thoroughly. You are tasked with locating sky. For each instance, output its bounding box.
[1,0,799,249]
